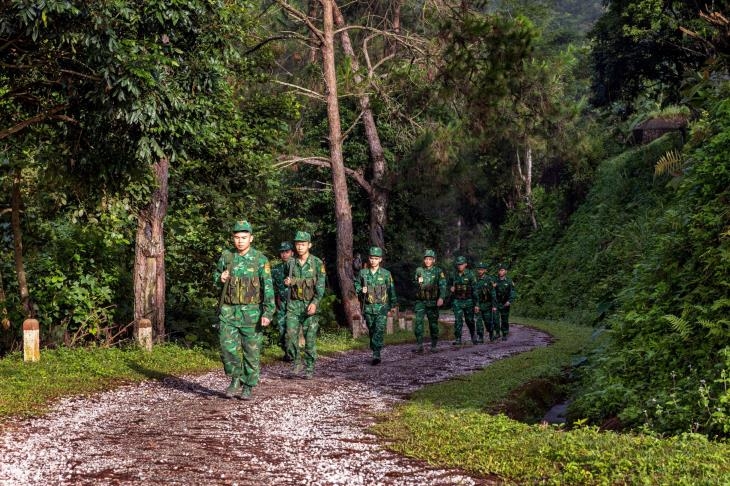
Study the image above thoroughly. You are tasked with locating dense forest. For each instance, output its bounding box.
[1,0,729,439]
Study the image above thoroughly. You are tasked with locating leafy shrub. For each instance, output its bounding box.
[570,93,730,437]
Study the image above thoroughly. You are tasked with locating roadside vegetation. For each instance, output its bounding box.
[375,318,730,484]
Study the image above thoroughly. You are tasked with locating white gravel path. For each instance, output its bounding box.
[0,323,550,485]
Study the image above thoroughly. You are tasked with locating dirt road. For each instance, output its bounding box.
[0,324,550,485]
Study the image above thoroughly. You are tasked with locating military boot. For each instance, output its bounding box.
[412,344,424,354]
[430,338,438,351]
[225,377,242,398]
[289,361,303,378]
[239,385,252,400]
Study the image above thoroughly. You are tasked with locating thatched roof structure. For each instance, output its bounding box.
[633,117,688,145]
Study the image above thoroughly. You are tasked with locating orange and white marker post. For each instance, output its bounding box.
[137,318,153,351]
[22,318,40,362]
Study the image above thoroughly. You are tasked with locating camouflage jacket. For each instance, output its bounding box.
[355,267,397,309]
[413,266,447,302]
[473,274,496,308]
[214,247,275,319]
[285,254,326,306]
[449,269,477,301]
[494,276,517,306]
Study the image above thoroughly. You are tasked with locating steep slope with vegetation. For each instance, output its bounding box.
[570,97,730,437]
[504,102,729,436]
[506,133,682,325]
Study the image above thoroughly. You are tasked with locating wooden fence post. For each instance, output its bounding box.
[23,318,40,362]
[137,318,153,351]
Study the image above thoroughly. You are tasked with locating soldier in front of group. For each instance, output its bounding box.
[283,231,326,379]
[354,246,397,365]
[449,256,478,345]
[412,249,447,353]
[473,262,496,342]
[214,220,275,400]
[271,241,294,361]
[493,262,517,341]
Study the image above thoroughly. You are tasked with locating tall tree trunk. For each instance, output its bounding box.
[0,265,8,330]
[133,158,169,341]
[11,168,32,318]
[387,0,401,57]
[333,2,389,249]
[516,145,538,230]
[308,0,320,64]
[321,0,360,329]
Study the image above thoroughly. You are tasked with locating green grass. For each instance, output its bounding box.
[0,326,418,420]
[0,344,220,419]
[373,317,730,484]
[410,318,592,410]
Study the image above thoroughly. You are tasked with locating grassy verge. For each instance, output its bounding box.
[0,326,418,420]
[0,344,220,419]
[373,318,730,484]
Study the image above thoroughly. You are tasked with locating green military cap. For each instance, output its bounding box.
[498,262,508,270]
[279,241,293,252]
[455,256,467,265]
[476,261,488,269]
[294,230,311,242]
[424,249,436,258]
[369,246,383,257]
[232,220,252,233]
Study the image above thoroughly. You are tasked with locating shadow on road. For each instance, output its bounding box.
[125,360,227,399]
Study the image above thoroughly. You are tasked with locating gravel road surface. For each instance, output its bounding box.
[0,323,550,485]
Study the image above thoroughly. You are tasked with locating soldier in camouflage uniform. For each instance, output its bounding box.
[354,246,397,365]
[493,263,517,341]
[214,220,275,400]
[412,249,447,353]
[449,256,478,345]
[283,231,326,378]
[473,262,496,342]
[271,241,294,360]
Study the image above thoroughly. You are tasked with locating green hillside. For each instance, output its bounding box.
[508,101,730,436]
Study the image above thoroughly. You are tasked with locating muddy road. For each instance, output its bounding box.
[0,324,551,485]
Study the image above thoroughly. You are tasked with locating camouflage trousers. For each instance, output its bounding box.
[218,304,263,387]
[275,300,288,353]
[413,301,440,346]
[495,305,510,336]
[285,300,319,372]
[363,304,388,358]
[475,309,494,340]
[452,299,475,342]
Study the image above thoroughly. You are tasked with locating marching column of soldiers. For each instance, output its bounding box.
[214,219,516,398]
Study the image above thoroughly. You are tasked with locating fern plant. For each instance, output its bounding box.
[663,314,693,338]
[654,149,684,177]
